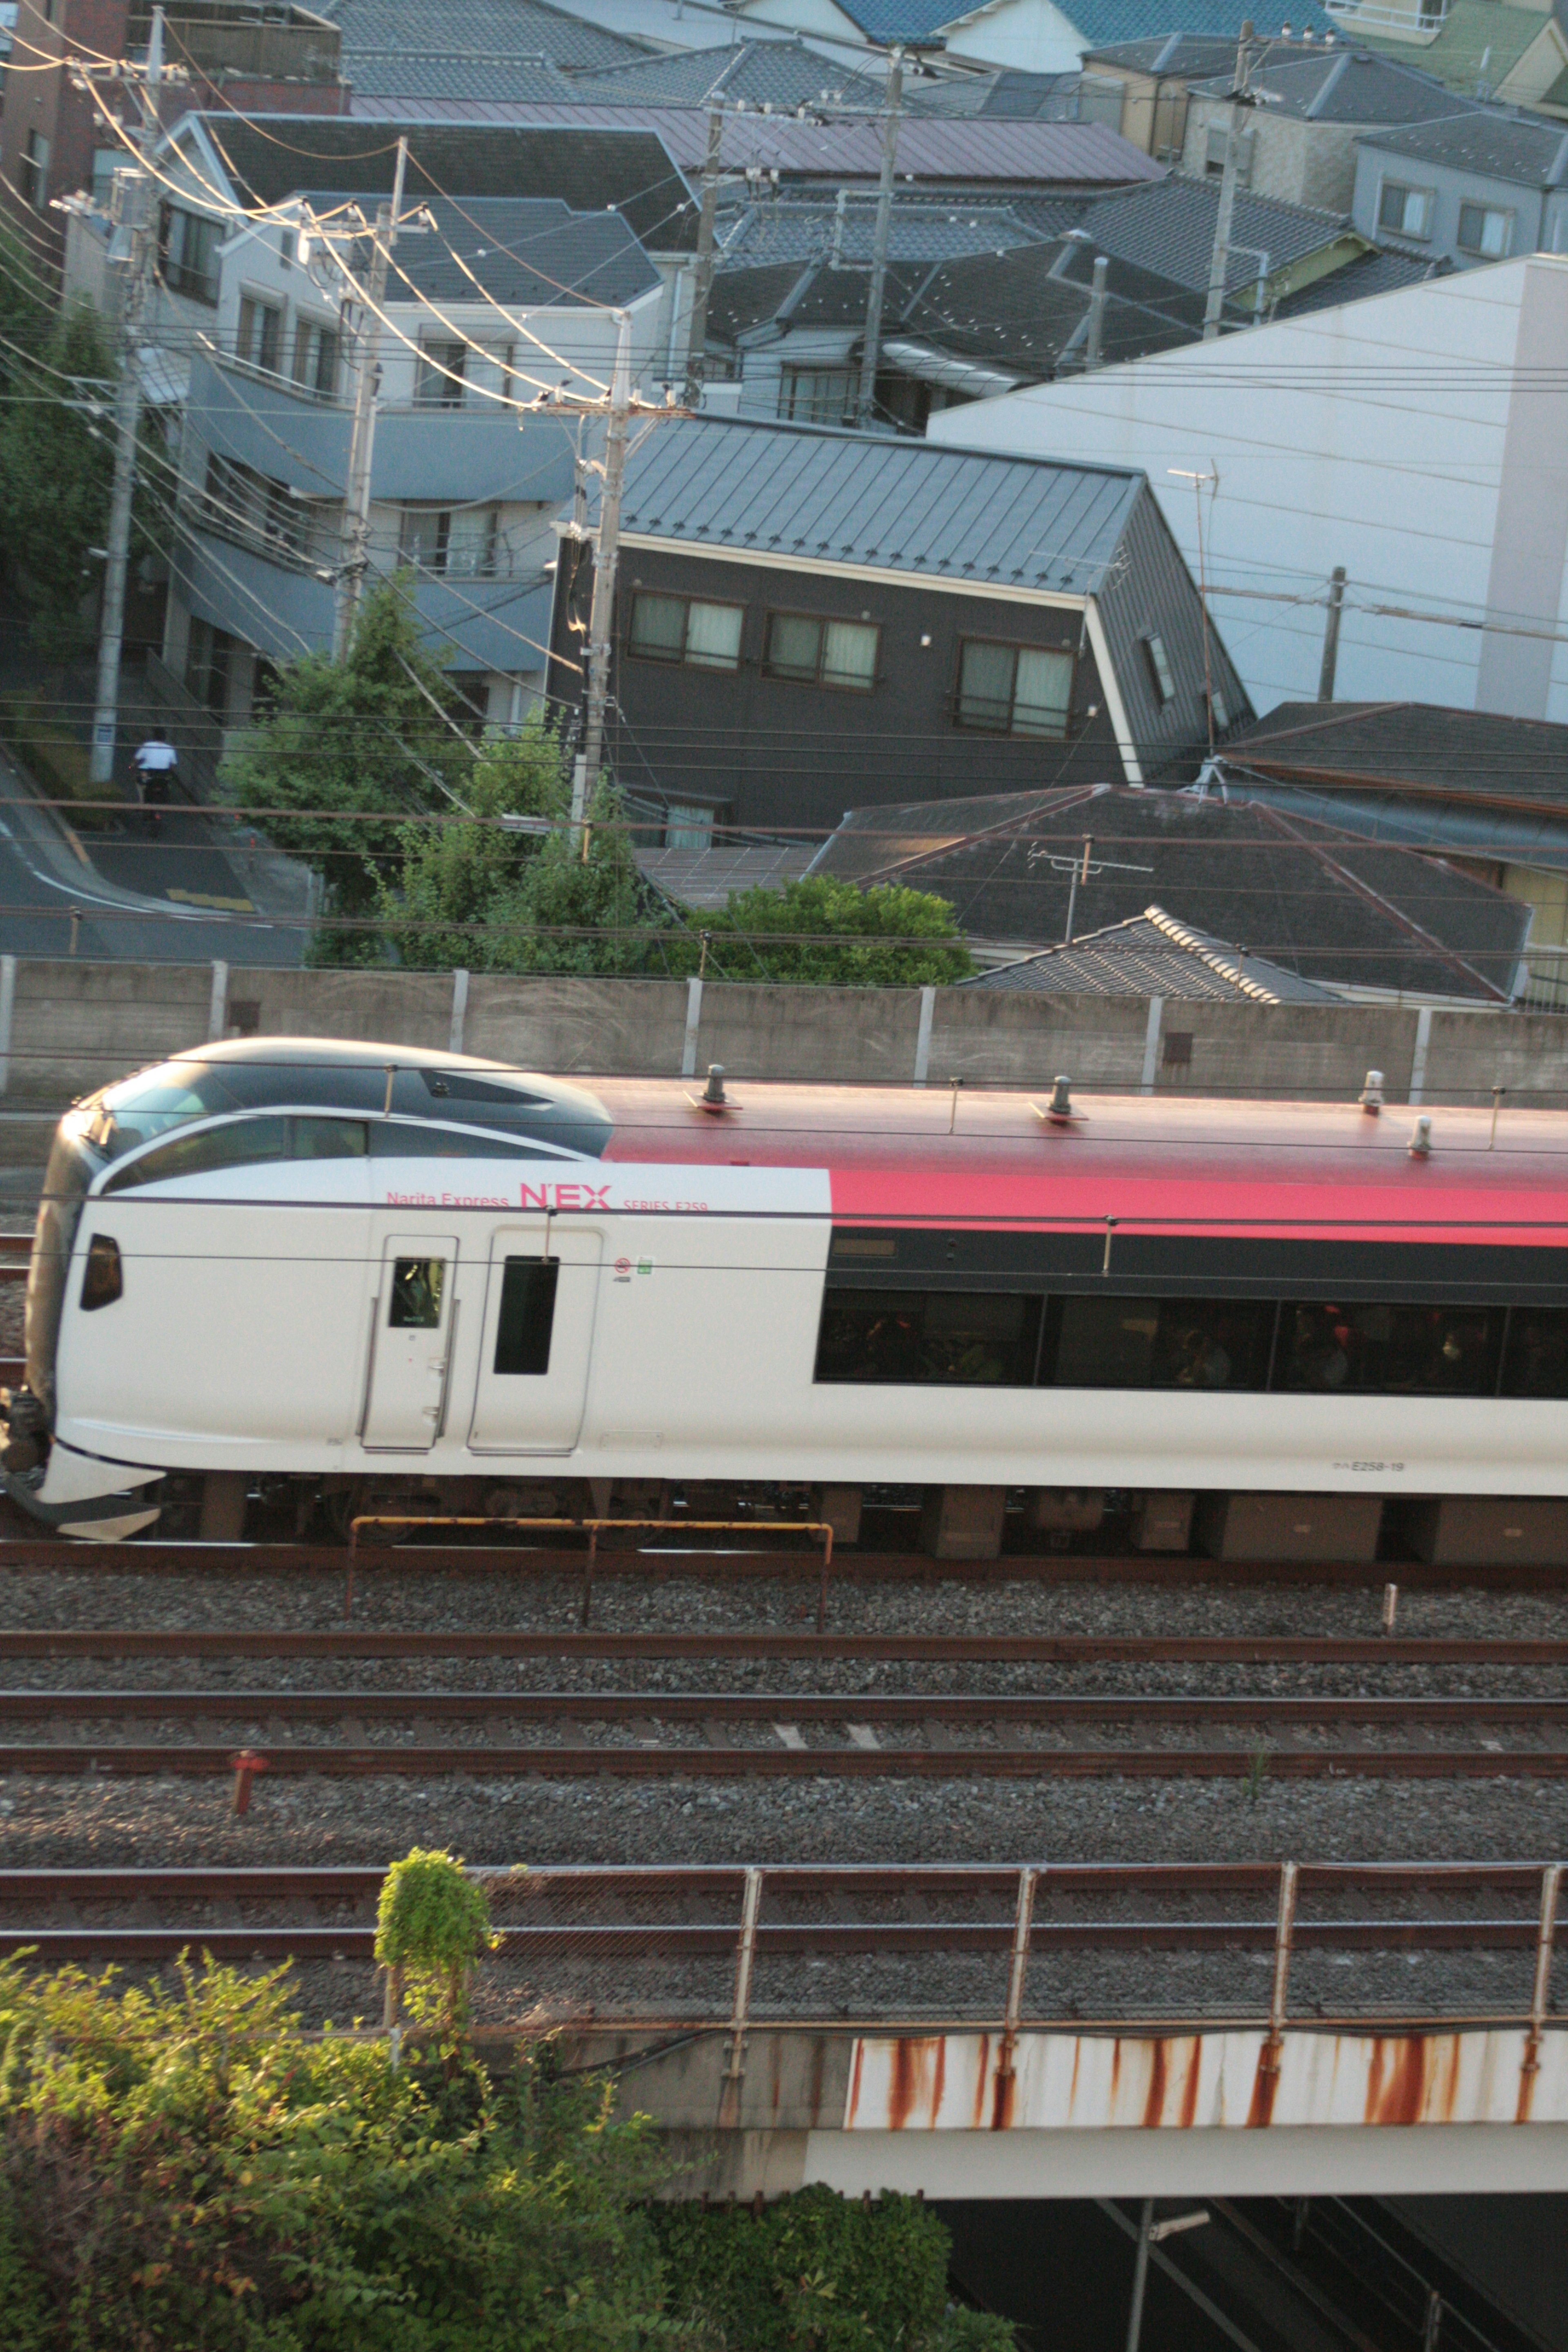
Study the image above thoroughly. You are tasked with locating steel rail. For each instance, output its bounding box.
[1,1740,1566,1777]
[5,1539,1568,1590]
[3,1690,1566,1727]
[3,1629,1566,1664]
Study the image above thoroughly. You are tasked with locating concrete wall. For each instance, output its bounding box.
[4,958,1568,1129]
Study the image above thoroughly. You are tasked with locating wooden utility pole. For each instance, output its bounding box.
[1203,20,1253,342]
[574,309,633,852]
[334,136,408,660]
[682,103,724,408]
[855,43,904,425]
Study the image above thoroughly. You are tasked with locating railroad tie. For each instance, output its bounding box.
[846,1723,880,1751]
[773,1723,806,1750]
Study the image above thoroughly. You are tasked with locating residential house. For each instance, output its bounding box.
[723,0,1336,77]
[1334,0,1568,119]
[1079,31,1308,157]
[1353,108,1568,263]
[807,781,1530,996]
[310,0,655,99]
[1180,43,1477,212]
[154,186,665,739]
[926,253,1568,720]
[0,0,347,266]
[959,900,1345,993]
[1209,699,1568,1003]
[545,414,1251,842]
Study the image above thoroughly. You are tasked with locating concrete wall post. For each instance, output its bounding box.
[449,967,470,1056]
[1409,1003,1433,1105]
[718,1865,764,2131]
[913,984,936,1085]
[1139,995,1164,1094]
[0,955,14,1098]
[206,960,229,1042]
[682,976,704,1078]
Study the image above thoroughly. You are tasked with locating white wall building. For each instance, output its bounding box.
[926,253,1568,723]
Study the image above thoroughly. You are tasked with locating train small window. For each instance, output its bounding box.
[390,1258,444,1330]
[369,1124,558,1158]
[1047,1296,1274,1390]
[1277,1302,1501,1395]
[80,1234,122,1311]
[292,1117,367,1158]
[494,1256,558,1375]
[1499,1307,1568,1399]
[815,1290,1040,1386]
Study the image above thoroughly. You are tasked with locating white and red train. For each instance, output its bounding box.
[5,1036,1568,1554]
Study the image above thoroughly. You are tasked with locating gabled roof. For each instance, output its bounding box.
[899,237,1207,369]
[1356,107,1568,187]
[962,902,1343,996]
[1194,44,1474,123]
[1084,32,1260,74]
[1272,242,1445,314]
[1071,172,1359,293]
[314,0,653,87]
[568,37,886,109]
[605,414,1147,598]
[1222,699,1568,810]
[809,784,1528,996]
[184,114,697,249]
[357,196,659,307]
[1354,0,1564,97]
[713,193,1049,267]
[823,0,1337,40]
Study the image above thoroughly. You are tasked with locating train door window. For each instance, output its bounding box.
[1499,1307,1568,1398]
[815,1290,1040,1385]
[1275,1302,1501,1394]
[390,1258,445,1329]
[493,1256,559,1374]
[103,1116,290,1191]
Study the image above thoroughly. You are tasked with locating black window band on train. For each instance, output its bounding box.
[813,1289,1568,1399]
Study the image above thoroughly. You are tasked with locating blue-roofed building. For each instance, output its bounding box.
[729,0,1336,77]
[545,413,1251,843]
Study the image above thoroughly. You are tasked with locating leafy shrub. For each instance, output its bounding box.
[0,693,120,830]
[374,1847,499,2036]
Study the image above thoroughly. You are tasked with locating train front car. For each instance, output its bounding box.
[7,1043,1568,1562]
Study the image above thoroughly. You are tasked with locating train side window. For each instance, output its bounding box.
[815,1290,1040,1385]
[292,1117,367,1158]
[494,1256,558,1374]
[1047,1296,1274,1389]
[368,1123,558,1158]
[102,1115,290,1191]
[389,1258,444,1329]
[1276,1301,1501,1395]
[1499,1307,1568,1399]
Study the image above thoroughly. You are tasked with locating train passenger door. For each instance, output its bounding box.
[362,1234,459,1451]
[467,1223,602,1454]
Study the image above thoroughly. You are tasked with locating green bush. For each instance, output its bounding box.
[375,1847,500,2037]
[0,693,121,830]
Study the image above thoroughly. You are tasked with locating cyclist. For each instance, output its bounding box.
[133,729,178,832]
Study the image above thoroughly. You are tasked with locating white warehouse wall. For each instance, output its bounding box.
[926,256,1568,722]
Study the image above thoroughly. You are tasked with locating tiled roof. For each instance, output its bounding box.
[1273,243,1444,314]
[1223,699,1568,807]
[962,903,1343,996]
[569,38,886,108]
[1193,44,1472,123]
[636,842,817,908]
[713,194,1049,267]
[1355,107,1568,187]
[829,0,1336,38]
[316,0,653,87]
[901,238,1207,368]
[368,196,659,305]
[605,414,1147,597]
[1083,32,1254,73]
[1353,0,1560,94]
[811,784,1528,995]
[189,115,697,248]
[1071,173,1358,292]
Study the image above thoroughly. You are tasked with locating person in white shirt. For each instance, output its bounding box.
[133,731,178,830]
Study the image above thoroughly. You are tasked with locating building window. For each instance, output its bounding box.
[779,365,857,425]
[1377,180,1434,241]
[1142,632,1176,704]
[664,802,717,849]
[954,639,1073,737]
[1204,125,1228,178]
[185,615,244,722]
[292,318,339,397]
[204,454,300,558]
[91,147,123,208]
[627,592,743,671]
[764,612,878,690]
[399,505,499,579]
[236,294,282,374]
[20,130,49,210]
[1208,683,1230,733]
[1457,202,1512,259]
[416,339,468,407]
[158,204,221,303]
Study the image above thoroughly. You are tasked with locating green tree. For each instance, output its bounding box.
[375,1847,499,2040]
[669,874,972,987]
[0,303,126,672]
[221,574,474,958]
[0,218,56,379]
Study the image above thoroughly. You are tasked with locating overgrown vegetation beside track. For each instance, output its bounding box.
[0,1849,1013,2351]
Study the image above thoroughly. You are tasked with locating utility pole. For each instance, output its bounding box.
[1319,564,1347,700]
[87,6,162,790]
[333,134,408,661]
[1084,254,1109,369]
[855,42,904,426]
[1202,19,1253,342]
[682,103,724,408]
[575,309,632,854]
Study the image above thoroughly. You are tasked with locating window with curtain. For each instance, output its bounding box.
[763,613,878,690]
[627,592,743,671]
[292,318,339,397]
[779,366,856,424]
[236,294,282,374]
[955,640,1072,736]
